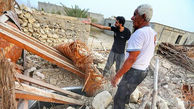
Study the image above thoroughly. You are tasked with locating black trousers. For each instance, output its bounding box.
[113,68,148,109]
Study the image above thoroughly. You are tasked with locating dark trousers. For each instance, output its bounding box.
[113,68,148,109]
[103,50,125,75]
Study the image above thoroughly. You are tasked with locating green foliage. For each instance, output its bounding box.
[51,9,56,14]
[56,11,61,15]
[41,8,44,11]
[91,18,98,23]
[61,3,89,18]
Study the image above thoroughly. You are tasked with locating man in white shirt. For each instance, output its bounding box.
[111,4,157,109]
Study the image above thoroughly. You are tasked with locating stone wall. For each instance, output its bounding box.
[17,5,90,47]
[38,2,105,25]
[104,19,194,45]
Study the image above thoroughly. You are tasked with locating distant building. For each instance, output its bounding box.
[104,19,194,45]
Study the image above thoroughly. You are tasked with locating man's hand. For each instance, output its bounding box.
[82,18,91,25]
[111,76,120,87]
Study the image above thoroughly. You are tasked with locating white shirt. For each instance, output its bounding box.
[126,26,157,70]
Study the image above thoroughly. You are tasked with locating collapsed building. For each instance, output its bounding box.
[0,2,194,109]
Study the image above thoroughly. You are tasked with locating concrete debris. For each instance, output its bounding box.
[66,107,75,109]
[157,96,169,109]
[130,88,142,103]
[23,67,36,76]
[162,61,172,69]
[176,97,186,109]
[92,91,112,109]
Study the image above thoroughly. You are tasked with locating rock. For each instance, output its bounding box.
[41,34,48,39]
[92,91,112,109]
[130,88,142,103]
[53,34,59,39]
[28,27,33,33]
[49,78,57,85]
[157,96,169,109]
[40,29,45,34]
[28,17,36,23]
[66,106,75,109]
[47,32,53,38]
[24,67,36,76]
[47,39,53,43]
[163,84,168,89]
[24,13,31,19]
[21,21,28,27]
[145,102,151,109]
[175,97,185,109]
[162,61,171,69]
[33,23,40,28]
[20,4,33,13]
[157,101,169,109]
[34,71,45,79]
[97,62,105,68]
[15,8,23,15]
[58,74,64,80]
[28,23,33,28]
[85,106,90,109]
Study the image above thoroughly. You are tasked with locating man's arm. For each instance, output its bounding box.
[82,19,111,30]
[111,51,140,87]
[90,23,111,30]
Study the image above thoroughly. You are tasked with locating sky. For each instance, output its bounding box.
[16,0,194,32]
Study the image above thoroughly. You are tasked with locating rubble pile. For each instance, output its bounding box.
[24,54,84,88]
[4,5,193,109]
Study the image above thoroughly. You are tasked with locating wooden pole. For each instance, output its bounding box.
[151,58,159,109]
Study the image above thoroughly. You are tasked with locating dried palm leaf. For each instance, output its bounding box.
[0,49,16,109]
[56,40,104,96]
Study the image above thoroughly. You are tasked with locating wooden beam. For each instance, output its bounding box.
[15,91,68,104]
[15,82,84,105]
[0,22,85,78]
[15,73,83,99]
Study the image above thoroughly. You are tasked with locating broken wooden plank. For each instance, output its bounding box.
[15,90,68,104]
[15,73,83,99]
[15,82,84,105]
[0,22,85,78]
